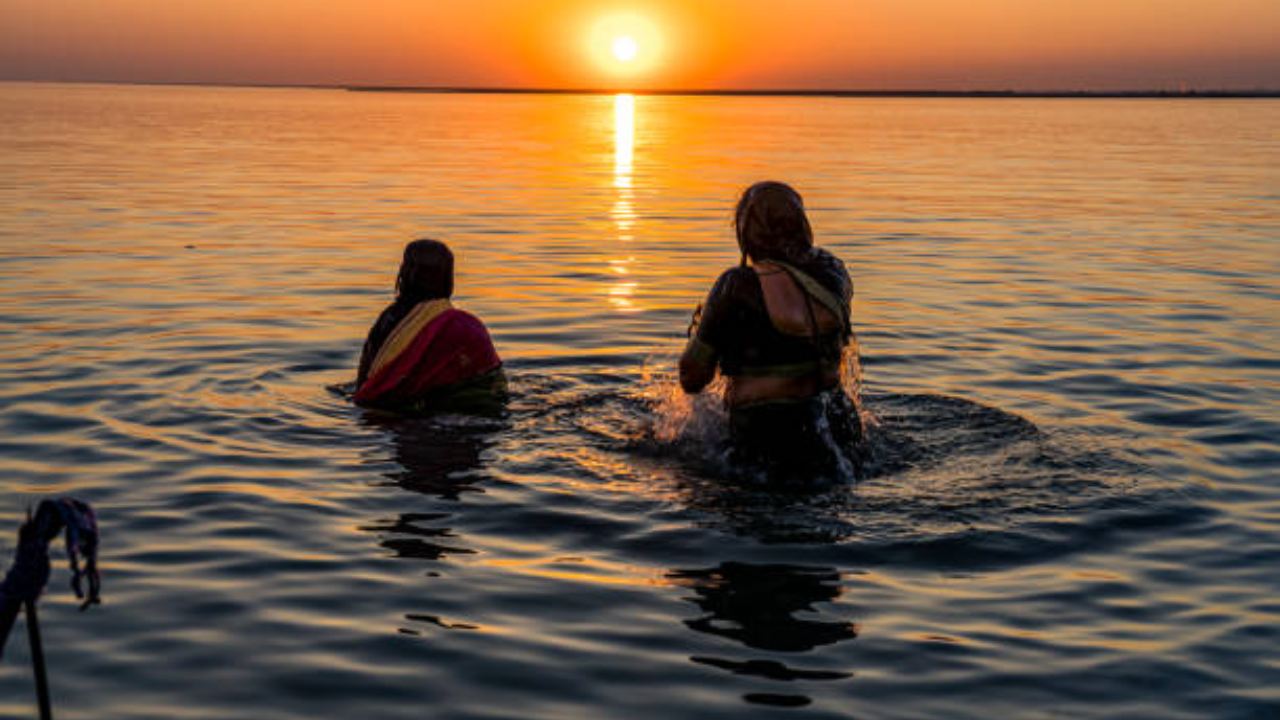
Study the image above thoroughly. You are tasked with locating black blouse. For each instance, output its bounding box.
[687,248,852,378]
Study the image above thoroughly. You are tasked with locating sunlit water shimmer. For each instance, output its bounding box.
[1,83,1278,719]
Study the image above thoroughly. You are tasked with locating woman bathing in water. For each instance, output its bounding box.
[355,238,505,412]
[680,181,864,479]
[353,199,858,477]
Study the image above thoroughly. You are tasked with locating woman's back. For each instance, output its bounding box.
[679,182,865,480]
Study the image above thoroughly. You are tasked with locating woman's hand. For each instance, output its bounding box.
[686,303,703,338]
[679,351,716,394]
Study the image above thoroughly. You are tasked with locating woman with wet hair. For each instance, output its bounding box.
[355,238,504,411]
[680,181,864,479]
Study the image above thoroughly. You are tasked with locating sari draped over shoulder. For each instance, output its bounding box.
[354,298,502,407]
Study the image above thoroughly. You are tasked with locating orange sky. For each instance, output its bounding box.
[2,0,1277,90]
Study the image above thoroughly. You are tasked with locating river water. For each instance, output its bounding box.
[1,83,1277,719]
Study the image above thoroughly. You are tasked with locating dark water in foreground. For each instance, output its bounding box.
[1,84,1278,719]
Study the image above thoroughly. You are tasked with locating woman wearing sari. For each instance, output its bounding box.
[355,239,504,412]
[680,181,865,480]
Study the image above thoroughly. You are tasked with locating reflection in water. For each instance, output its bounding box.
[403,613,480,632]
[613,93,634,190]
[358,415,502,634]
[668,562,858,652]
[360,513,474,562]
[668,563,856,706]
[612,93,635,234]
[369,414,499,500]
[610,93,640,312]
[608,256,639,312]
[358,415,498,561]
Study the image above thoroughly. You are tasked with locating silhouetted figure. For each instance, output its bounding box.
[679,182,863,480]
[355,239,505,413]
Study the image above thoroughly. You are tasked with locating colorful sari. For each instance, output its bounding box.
[354,299,502,408]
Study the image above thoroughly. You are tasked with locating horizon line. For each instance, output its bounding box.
[5,78,1280,98]
[348,85,1280,98]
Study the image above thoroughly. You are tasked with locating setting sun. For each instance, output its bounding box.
[587,12,664,83]
[612,36,638,63]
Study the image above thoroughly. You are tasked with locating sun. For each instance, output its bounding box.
[588,13,663,81]
[612,36,638,63]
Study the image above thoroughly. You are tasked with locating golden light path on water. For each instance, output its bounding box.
[1,83,1277,719]
[610,93,639,312]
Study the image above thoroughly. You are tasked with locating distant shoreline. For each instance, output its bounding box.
[346,86,1280,99]
[4,79,1279,98]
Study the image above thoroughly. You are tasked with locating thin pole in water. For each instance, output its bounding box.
[25,600,52,720]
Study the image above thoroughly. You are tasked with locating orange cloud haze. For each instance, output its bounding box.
[2,0,1277,90]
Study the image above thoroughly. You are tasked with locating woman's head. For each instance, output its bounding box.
[734,181,814,265]
[396,238,454,302]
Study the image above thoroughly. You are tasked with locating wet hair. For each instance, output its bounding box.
[734,181,814,266]
[395,238,454,302]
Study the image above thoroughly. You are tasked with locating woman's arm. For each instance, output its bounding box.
[679,269,737,394]
[679,340,717,394]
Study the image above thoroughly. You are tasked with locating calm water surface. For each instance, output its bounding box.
[1,83,1277,719]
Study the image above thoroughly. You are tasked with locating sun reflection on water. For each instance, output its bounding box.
[614,93,634,188]
[610,93,641,312]
[612,93,636,233]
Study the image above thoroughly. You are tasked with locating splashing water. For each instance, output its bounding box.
[633,338,875,485]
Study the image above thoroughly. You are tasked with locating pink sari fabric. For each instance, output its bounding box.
[354,304,501,407]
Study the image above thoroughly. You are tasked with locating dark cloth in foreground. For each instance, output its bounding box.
[0,498,101,659]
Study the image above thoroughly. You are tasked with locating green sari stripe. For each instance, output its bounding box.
[771,261,850,334]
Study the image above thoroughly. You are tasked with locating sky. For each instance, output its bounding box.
[2,0,1277,91]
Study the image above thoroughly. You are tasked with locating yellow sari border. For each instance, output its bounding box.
[368,299,453,380]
